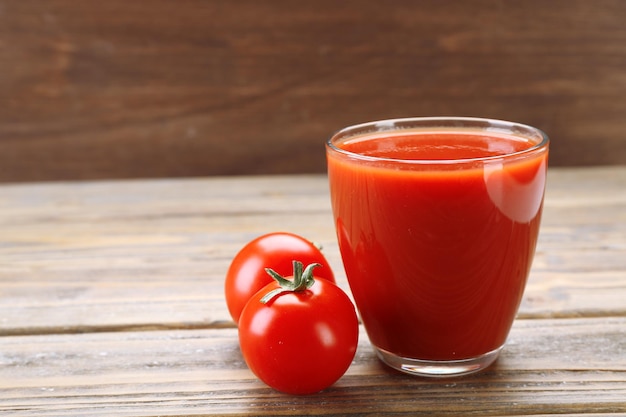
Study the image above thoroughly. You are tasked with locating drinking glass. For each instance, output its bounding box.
[326,117,549,377]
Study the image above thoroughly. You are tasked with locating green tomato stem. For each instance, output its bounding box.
[260,261,320,304]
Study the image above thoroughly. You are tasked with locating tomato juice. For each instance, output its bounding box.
[327,121,548,368]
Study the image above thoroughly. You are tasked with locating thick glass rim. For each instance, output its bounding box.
[326,117,550,166]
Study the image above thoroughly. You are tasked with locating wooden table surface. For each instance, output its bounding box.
[1,166,625,416]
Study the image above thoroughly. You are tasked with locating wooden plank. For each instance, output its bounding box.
[1,1,626,182]
[1,167,625,335]
[0,174,340,334]
[1,318,625,416]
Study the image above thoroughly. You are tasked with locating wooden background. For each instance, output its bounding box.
[1,0,625,183]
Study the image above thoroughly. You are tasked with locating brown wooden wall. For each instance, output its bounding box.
[1,0,625,182]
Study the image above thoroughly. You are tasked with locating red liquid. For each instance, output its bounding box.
[328,131,548,360]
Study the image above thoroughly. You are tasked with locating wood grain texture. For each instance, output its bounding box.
[1,0,626,182]
[1,167,625,415]
[1,319,625,416]
[1,167,625,336]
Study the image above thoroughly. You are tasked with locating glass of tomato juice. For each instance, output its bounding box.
[326,117,549,377]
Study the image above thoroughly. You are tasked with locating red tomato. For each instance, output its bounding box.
[225,232,335,324]
[238,262,358,395]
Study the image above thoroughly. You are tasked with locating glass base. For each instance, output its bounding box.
[375,345,503,378]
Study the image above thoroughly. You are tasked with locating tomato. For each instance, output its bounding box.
[238,262,358,395]
[225,232,336,324]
